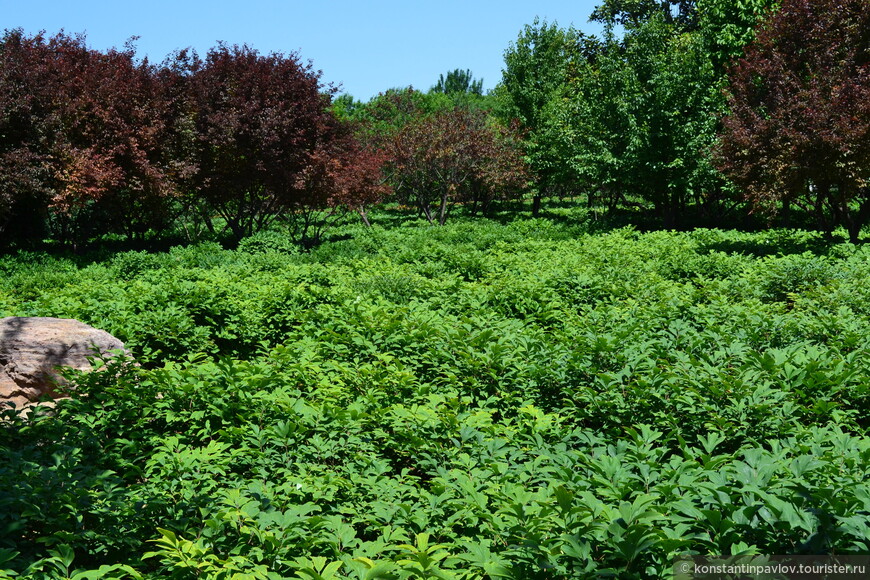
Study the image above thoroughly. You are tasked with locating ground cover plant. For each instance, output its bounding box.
[0,208,869,578]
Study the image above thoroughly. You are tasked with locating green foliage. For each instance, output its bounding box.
[547,14,728,225]
[590,0,698,30]
[342,88,454,144]
[495,19,598,198]
[237,230,301,256]
[2,212,870,578]
[430,69,483,97]
[695,0,780,70]
[428,69,491,113]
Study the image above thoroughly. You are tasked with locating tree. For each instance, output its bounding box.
[430,69,490,111]
[497,19,591,141]
[185,43,358,242]
[430,69,483,95]
[0,30,52,242]
[327,93,392,228]
[695,0,779,70]
[285,126,389,242]
[70,45,185,243]
[590,0,698,30]
[535,13,726,226]
[716,0,870,242]
[610,18,723,224]
[337,87,510,226]
[331,93,364,121]
[0,30,181,246]
[496,19,599,212]
[345,87,454,148]
[383,108,527,225]
[0,32,381,248]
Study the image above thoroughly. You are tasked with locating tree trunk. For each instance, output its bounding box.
[532,194,541,217]
[203,213,216,235]
[660,200,677,229]
[844,188,870,244]
[482,198,493,217]
[813,184,830,233]
[358,206,371,227]
[438,192,449,226]
[847,219,861,244]
[781,198,791,228]
[421,203,434,225]
[226,217,246,243]
[856,196,870,243]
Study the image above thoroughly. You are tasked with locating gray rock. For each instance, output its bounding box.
[0,317,127,409]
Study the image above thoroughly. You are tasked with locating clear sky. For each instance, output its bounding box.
[2,0,605,101]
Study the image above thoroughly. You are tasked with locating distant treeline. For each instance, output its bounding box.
[1,0,868,248]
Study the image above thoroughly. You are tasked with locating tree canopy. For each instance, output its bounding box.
[0,30,179,244]
[430,68,483,96]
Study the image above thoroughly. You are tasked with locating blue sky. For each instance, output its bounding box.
[2,0,605,101]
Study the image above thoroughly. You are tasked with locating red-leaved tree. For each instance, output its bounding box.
[0,30,51,241]
[184,43,384,242]
[286,128,390,244]
[715,0,870,241]
[0,30,182,245]
[383,108,528,225]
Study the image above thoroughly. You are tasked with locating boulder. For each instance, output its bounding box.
[0,317,127,409]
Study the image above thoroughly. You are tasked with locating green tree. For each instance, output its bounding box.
[550,13,727,226]
[430,69,490,111]
[330,93,364,121]
[496,19,599,212]
[618,20,725,224]
[590,0,698,29]
[535,0,780,227]
[430,68,483,96]
[695,0,780,70]
[343,87,453,147]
